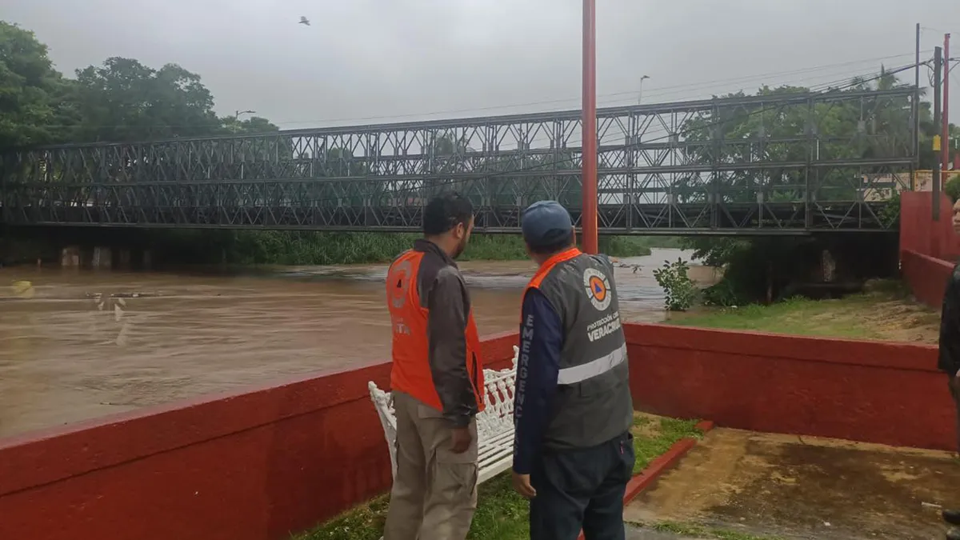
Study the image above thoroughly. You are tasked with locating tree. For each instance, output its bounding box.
[220,115,279,134]
[678,69,917,304]
[70,57,222,142]
[0,22,72,148]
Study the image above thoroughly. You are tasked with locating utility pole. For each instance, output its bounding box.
[915,23,921,164]
[581,0,598,254]
[943,34,951,187]
[934,46,943,220]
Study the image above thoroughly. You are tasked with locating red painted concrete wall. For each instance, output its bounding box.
[901,249,953,308]
[898,191,958,308]
[900,191,960,260]
[2,323,956,540]
[625,324,956,451]
[0,333,518,540]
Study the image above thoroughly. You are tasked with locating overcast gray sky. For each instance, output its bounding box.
[6,0,960,128]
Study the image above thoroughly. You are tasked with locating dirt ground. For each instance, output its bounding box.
[625,527,700,540]
[624,428,960,540]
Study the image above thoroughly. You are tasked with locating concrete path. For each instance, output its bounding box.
[624,428,960,540]
[626,525,702,539]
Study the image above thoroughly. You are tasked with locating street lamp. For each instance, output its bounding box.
[235,110,256,121]
[638,75,650,105]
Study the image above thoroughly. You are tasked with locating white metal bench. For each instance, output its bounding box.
[368,346,518,485]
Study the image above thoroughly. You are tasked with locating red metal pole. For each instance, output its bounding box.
[944,34,951,183]
[581,0,599,254]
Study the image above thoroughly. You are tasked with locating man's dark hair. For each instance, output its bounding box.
[527,229,574,256]
[423,192,474,236]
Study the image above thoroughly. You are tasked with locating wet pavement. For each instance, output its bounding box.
[626,526,702,539]
[625,428,960,540]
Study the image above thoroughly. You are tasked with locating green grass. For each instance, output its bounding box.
[294,413,706,540]
[631,521,785,540]
[631,414,704,474]
[295,494,389,540]
[668,281,940,344]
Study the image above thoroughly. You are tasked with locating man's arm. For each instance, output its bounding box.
[941,271,960,377]
[426,267,474,427]
[513,288,563,476]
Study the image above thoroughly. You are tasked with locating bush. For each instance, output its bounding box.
[945,174,960,203]
[701,279,743,307]
[652,258,698,311]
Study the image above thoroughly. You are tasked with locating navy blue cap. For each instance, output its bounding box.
[521,201,573,248]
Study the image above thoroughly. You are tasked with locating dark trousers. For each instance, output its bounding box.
[529,431,636,540]
[950,375,960,454]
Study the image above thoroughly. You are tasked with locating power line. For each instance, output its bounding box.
[520,62,930,151]
[62,63,915,211]
[263,51,929,126]
[17,51,927,132]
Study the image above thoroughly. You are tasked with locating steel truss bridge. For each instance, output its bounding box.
[0,88,917,235]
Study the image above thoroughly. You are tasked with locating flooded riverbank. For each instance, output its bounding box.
[0,248,709,438]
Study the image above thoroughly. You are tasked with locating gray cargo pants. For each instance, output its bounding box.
[382,391,478,540]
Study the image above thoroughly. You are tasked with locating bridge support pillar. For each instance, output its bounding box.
[92,247,112,270]
[141,249,153,271]
[60,246,80,268]
[118,249,132,269]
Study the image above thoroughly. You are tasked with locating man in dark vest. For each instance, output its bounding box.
[939,195,960,540]
[511,200,635,540]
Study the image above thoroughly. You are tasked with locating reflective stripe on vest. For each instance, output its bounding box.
[556,342,628,385]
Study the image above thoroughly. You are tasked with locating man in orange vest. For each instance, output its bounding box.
[382,192,486,540]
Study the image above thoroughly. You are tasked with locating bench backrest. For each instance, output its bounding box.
[368,346,519,480]
[477,352,518,441]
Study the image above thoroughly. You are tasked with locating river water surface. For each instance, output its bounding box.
[0,248,700,439]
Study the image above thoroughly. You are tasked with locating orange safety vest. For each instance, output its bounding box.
[523,246,583,301]
[386,249,486,413]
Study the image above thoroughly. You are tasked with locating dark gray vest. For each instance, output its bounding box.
[534,253,633,451]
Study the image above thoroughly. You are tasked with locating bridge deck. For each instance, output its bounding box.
[1,201,896,235]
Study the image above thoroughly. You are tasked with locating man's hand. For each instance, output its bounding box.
[512,471,536,499]
[451,426,472,454]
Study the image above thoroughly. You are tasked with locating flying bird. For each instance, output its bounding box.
[299,16,310,26]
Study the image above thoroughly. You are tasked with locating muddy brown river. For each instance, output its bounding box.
[0,248,704,439]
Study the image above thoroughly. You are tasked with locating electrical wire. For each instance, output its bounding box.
[46,62,918,210]
[515,61,930,152]
[19,51,928,131]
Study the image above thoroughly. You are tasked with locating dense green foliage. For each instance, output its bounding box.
[652,258,698,311]
[0,21,278,144]
[946,173,960,203]
[676,69,947,305]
